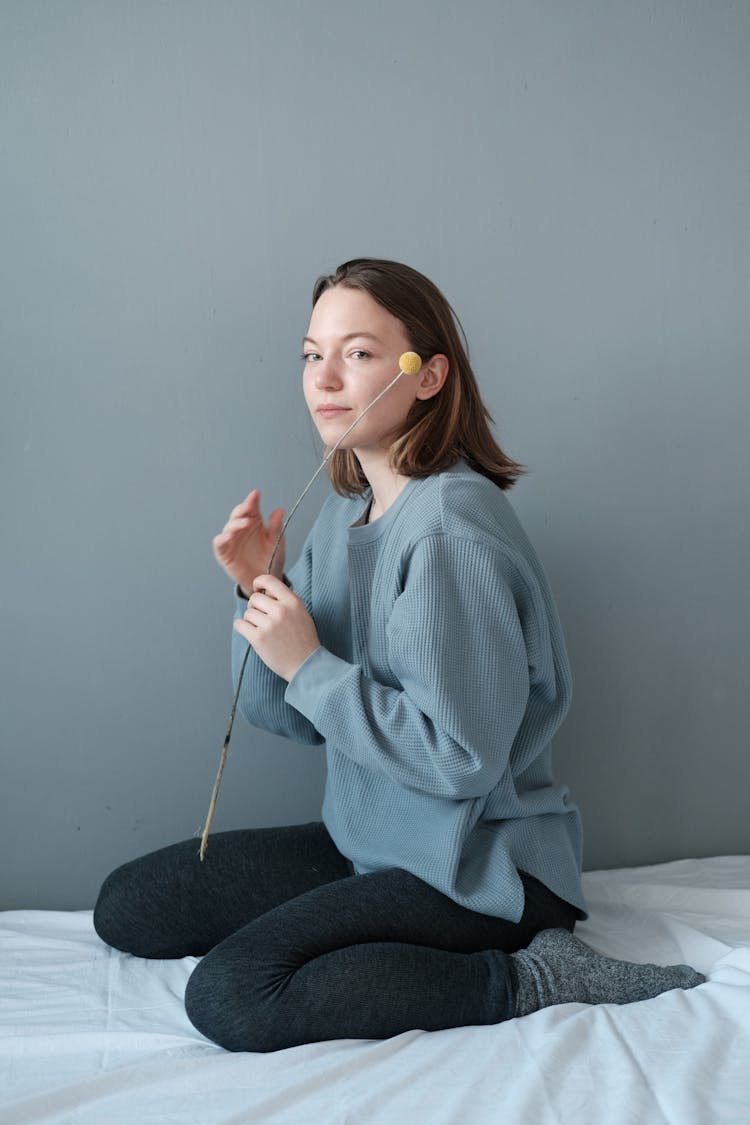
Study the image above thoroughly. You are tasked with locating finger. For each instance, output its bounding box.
[252,572,288,597]
[268,507,285,536]
[220,517,253,536]
[233,618,254,642]
[212,531,234,555]
[247,591,278,615]
[243,603,281,632]
[241,597,274,623]
[230,489,261,521]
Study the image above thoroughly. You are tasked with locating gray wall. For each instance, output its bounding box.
[2,1,748,909]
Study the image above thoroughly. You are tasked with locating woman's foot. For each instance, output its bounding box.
[512,928,705,1016]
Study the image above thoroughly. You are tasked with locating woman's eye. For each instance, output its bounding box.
[351,350,370,360]
[301,352,322,362]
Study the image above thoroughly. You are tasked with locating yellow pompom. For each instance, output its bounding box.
[399,351,422,375]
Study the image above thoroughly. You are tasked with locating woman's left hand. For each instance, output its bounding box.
[234,573,321,682]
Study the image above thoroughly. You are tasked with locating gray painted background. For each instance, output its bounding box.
[2,1,748,909]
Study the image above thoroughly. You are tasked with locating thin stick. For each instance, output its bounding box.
[198,644,251,860]
[198,365,410,859]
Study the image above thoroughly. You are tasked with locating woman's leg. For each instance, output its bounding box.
[185,867,576,1052]
[93,822,353,958]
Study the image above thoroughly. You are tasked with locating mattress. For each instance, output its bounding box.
[2,855,749,1124]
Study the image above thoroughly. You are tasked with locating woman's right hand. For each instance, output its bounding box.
[212,489,286,595]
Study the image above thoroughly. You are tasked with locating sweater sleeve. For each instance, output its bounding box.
[285,534,534,798]
[233,531,324,747]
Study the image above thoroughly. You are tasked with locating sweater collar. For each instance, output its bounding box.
[347,475,424,543]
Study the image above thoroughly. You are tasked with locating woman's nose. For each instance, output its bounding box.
[314,358,343,389]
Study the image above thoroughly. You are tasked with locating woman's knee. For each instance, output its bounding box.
[93,862,139,953]
[93,858,163,956]
[93,843,197,958]
[185,949,271,1052]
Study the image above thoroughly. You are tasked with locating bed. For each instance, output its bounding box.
[2,855,749,1125]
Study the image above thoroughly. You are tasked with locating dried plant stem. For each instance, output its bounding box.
[198,644,251,860]
[198,366,409,860]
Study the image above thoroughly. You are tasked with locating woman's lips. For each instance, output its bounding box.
[317,406,351,418]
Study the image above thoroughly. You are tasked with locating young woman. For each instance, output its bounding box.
[94,258,703,1052]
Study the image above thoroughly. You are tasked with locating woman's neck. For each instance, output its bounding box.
[356,450,410,523]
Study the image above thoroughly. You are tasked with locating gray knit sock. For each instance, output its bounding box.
[512,928,705,1017]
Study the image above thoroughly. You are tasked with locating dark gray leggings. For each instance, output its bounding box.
[93,822,577,1052]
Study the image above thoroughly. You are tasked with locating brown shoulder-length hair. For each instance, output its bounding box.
[311,258,524,496]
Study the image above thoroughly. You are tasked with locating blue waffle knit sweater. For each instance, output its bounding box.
[233,460,586,922]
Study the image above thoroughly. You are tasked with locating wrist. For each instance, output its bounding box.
[285,643,322,684]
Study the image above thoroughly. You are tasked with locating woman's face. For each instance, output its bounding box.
[302,285,422,455]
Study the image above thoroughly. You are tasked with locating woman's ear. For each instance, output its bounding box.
[415,354,449,400]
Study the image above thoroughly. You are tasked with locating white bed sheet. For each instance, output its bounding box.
[1,855,749,1125]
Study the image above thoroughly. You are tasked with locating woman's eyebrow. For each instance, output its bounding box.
[302,331,383,346]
